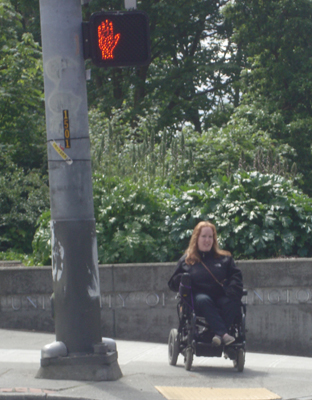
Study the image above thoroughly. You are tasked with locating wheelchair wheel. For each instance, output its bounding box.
[184,347,193,371]
[168,329,180,366]
[233,348,245,372]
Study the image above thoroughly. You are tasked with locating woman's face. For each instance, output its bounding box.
[197,226,214,252]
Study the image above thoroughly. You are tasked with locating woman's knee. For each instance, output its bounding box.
[217,296,240,310]
[194,294,215,312]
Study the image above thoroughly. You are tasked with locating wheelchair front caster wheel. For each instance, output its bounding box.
[168,328,180,366]
[184,347,193,371]
[233,348,245,372]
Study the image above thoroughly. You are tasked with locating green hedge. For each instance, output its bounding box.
[30,170,312,265]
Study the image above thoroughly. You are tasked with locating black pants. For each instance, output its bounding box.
[194,293,241,337]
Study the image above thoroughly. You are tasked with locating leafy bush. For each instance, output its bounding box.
[31,210,52,265]
[164,184,210,255]
[32,170,312,264]
[93,175,176,263]
[205,172,312,259]
[0,153,49,253]
[167,171,312,259]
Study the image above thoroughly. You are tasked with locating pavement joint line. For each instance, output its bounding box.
[0,389,55,394]
[0,395,90,400]
[289,398,312,400]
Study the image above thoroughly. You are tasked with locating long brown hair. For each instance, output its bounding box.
[185,221,231,265]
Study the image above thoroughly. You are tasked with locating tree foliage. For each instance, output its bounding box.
[0,0,46,171]
[84,0,239,134]
[0,153,49,253]
[224,0,312,195]
[192,103,297,185]
[0,0,49,254]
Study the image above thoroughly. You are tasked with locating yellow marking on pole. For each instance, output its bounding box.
[155,387,281,400]
[63,109,71,148]
[51,141,73,165]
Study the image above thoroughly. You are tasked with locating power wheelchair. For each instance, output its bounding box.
[168,273,247,371]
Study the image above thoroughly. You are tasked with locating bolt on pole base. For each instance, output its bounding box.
[36,354,122,381]
[36,340,122,381]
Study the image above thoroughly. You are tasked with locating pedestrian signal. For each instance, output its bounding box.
[83,10,151,67]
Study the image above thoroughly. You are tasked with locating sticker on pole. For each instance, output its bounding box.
[51,141,73,165]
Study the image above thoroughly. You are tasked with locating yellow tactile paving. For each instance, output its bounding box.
[155,387,281,400]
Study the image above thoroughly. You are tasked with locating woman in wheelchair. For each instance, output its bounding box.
[168,221,245,369]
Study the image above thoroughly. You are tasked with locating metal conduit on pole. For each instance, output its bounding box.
[36,0,121,381]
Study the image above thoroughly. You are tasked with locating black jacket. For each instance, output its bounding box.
[168,251,243,300]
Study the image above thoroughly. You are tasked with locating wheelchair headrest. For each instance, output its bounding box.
[179,273,192,298]
[181,273,191,286]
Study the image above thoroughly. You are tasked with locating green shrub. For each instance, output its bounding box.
[205,172,312,258]
[31,171,312,264]
[93,175,176,263]
[0,153,49,253]
[167,171,312,259]
[31,210,51,265]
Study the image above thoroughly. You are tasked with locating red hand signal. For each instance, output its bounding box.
[97,20,120,60]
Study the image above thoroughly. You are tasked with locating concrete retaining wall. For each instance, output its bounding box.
[0,259,312,357]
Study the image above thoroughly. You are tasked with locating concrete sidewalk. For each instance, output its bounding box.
[0,329,311,400]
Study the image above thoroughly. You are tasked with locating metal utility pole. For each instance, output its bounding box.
[36,0,121,381]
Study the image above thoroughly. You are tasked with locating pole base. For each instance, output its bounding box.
[36,351,122,381]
